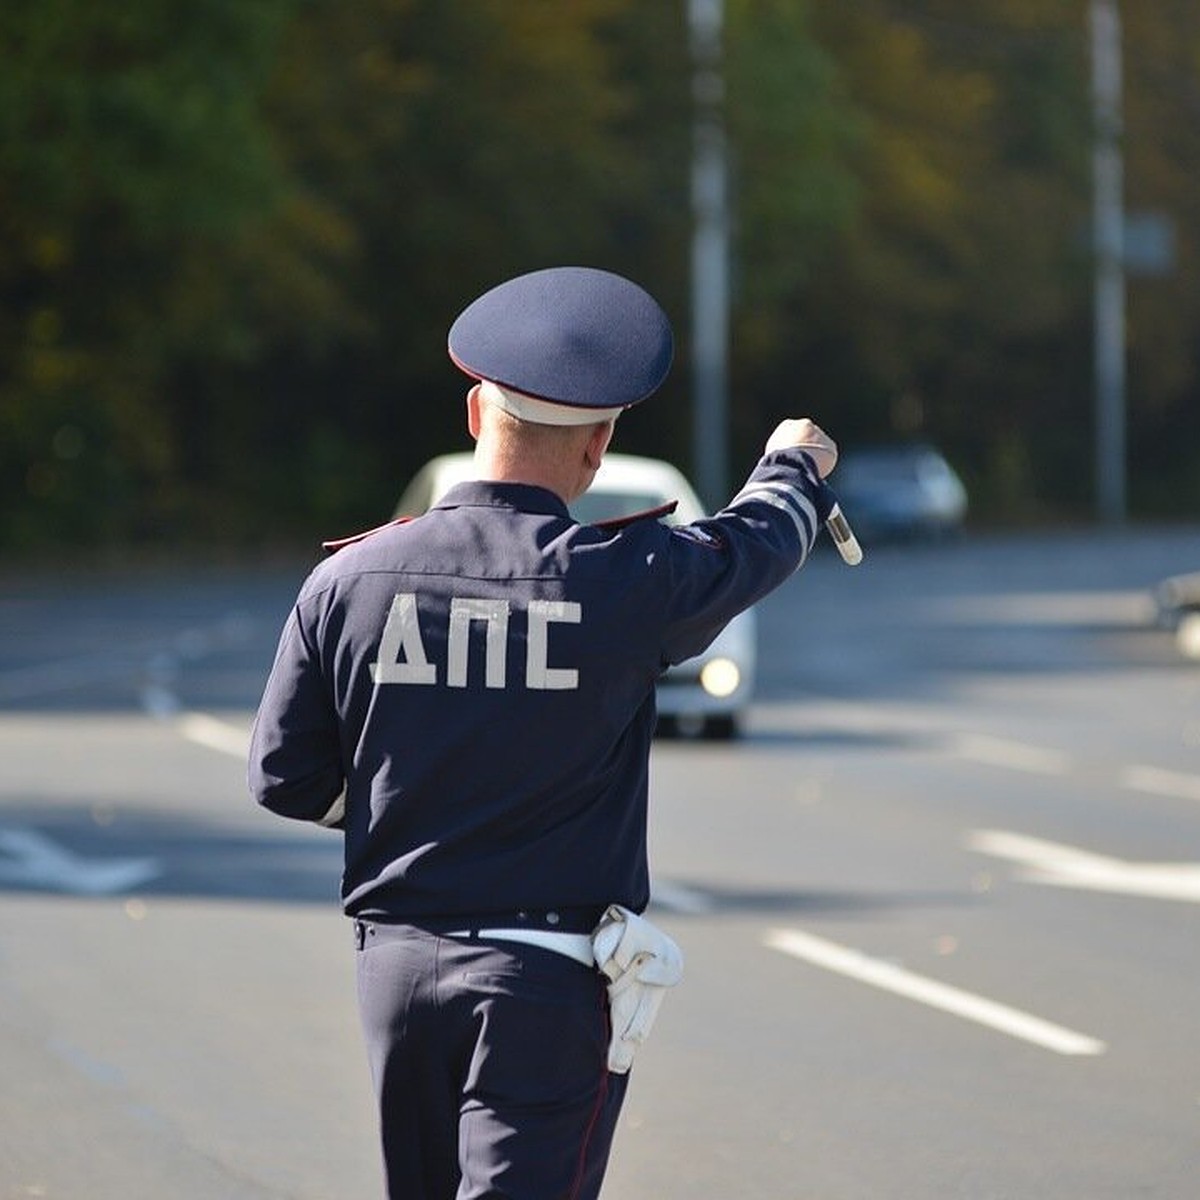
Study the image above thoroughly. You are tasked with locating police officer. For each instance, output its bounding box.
[248,265,840,1200]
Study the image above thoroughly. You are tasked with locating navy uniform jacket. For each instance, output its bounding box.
[248,448,826,924]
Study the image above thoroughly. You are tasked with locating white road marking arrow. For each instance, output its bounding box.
[0,827,161,896]
[968,829,1200,904]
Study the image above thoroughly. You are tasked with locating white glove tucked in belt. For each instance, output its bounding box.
[591,905,684,1074]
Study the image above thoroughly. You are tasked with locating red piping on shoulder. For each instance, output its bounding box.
[321,516,413,553]
[589,500,677,531]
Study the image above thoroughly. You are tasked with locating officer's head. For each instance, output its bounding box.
[448,266,673,501]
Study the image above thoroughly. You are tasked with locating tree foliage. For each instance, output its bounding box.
[1,0,1197,552]
[0,0,296,546]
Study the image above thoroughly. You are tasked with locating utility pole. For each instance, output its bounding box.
[1091,0,1126,524]
[688,0,729,509]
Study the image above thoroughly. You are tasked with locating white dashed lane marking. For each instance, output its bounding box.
[968,829,1200,904]
[176,712,251,759]
[764,927,1107,1057]
[1120,764,1200,805]
[948,731,1200,805]
[950,733,1072,776]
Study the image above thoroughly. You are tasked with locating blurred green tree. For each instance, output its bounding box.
[770,0,1096,519]
[235,0,694,539]
[2,0,1197,551]
[0,0,300,547]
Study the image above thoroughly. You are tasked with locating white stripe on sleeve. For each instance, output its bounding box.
[726,480,818,549]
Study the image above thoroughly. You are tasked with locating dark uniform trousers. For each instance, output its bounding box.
[355,921,628,1200]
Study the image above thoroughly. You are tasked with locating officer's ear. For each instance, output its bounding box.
[584,420,615,470]
[466,385,483,441]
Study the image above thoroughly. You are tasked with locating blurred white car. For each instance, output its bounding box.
[395,452,756,738]
[1153,570,1200,660]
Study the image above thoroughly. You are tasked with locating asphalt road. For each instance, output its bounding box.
[0,523,1197,1199]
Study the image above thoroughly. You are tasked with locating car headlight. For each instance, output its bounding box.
[699,657,741,698]
[1178,613,1200,660]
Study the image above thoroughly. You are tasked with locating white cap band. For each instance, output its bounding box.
[478,379,619,427]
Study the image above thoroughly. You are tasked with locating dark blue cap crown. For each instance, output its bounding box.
[448,266,673,414]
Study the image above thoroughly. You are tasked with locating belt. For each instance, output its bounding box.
[359,906,602,936]
[445,927,595,968]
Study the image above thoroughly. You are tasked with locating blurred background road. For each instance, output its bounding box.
[1,524,1197,1199]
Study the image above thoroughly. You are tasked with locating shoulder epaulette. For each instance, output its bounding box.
[322,516,413,554]
[590,500,678,531]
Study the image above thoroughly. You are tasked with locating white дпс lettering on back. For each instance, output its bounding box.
[369,594,581,690]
